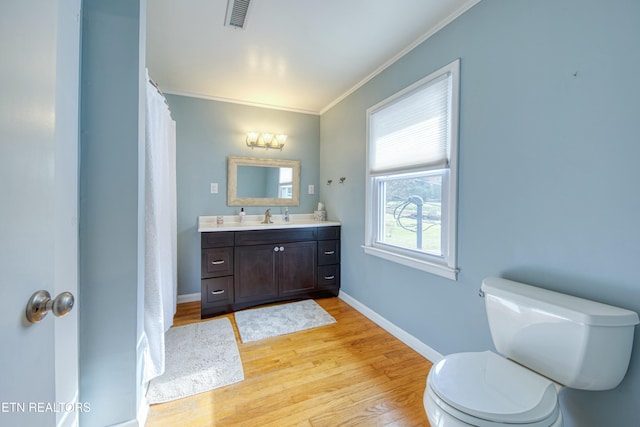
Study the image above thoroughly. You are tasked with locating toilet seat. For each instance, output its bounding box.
[427,351,560,426]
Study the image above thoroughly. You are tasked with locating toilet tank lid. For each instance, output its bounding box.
[481,277,640,327]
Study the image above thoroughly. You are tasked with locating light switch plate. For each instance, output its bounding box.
[308,184,315,195]
[210,183,218,194]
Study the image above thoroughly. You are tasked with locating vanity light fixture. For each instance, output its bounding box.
[246,132,287,150]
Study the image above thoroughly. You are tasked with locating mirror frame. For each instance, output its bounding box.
[227,156,301,206]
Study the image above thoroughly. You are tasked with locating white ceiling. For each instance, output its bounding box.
[147,0,477,115]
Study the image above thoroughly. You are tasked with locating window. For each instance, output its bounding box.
[278,166,293,198]
[364,59,459,280]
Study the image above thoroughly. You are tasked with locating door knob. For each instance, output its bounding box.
[26,290,75,324]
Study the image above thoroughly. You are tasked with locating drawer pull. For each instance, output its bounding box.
[211,260,225,265]
[323,275,335,280]
[211,289,225,295]
[323,250,335,255]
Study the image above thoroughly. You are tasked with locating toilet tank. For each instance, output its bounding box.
[481,277,639,390]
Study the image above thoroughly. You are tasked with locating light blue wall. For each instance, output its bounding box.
[320,0,640,425]
[166,94,320,297]
[80,0,146,425]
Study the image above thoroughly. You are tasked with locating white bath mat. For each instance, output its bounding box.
[234,299,336,343]
[146,317,244,404]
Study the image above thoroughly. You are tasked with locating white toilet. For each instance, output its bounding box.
[424,277,639,427]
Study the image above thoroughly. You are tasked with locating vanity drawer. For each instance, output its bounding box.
[202,277,234,304]
[202,247,233,278]
[202,232,235,249]
[318,226,340,241]
[318,240,339,265]
[235,228,317,246]
[318,265,339,287]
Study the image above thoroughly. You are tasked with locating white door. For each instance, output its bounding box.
[0,1,81,426]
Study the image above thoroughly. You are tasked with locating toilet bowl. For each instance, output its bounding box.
[423,277,639,427]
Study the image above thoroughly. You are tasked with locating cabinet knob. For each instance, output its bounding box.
[279,246,285,251]
[274,246,279,252]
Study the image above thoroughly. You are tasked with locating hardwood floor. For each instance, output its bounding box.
[146,297,433,426]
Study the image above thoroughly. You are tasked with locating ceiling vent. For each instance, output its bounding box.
[225,0,252,29]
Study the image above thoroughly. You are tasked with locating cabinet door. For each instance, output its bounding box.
[279,241,317,296]
[234,244,278,303]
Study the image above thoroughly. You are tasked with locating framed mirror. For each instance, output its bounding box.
[227,156,301,206]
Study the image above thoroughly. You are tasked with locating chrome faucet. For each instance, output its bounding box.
[262,208,273,224]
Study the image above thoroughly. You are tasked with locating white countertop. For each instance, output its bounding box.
[198,213,340,232]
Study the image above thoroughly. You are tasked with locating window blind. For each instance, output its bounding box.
[370,72,452,174]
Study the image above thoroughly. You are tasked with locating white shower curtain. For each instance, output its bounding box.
[142,70,177,384]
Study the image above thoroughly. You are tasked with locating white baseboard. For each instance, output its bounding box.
[177,292,200,304]
[338,290,443,364]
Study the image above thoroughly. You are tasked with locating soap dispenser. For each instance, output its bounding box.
[284,207,289,222]
[239,208,245,223]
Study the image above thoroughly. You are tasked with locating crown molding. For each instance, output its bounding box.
[162,89,320,116]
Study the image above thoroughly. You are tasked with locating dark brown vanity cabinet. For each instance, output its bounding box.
[200,226,340,318]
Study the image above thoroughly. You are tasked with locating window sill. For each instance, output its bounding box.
[362,245,458,280]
